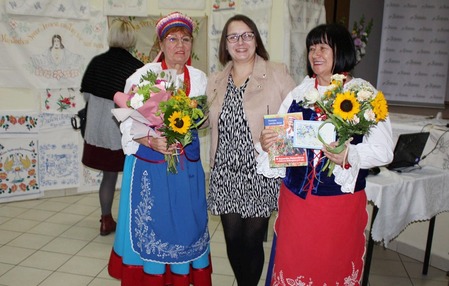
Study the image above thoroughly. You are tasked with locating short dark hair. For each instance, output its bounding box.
[305,23,356,77]
[218,14,269,66]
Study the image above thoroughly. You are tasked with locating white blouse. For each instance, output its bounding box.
[257,76,394,193]
[119,62,207,155]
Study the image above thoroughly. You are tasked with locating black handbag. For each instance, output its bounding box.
[71,103,87,138]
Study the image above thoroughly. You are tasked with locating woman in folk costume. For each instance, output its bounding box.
[108,12,212,286]
[260,23,394,285]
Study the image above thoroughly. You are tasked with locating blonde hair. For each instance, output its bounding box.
[108,19,137,49]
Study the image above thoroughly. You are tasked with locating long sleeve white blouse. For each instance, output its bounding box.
[261,76,394,193]
[120,63,207,155]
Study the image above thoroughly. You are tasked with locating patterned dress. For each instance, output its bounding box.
[208,75,280,218]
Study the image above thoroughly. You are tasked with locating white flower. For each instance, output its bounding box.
[360,47,366,55]
[350,115,360,124]
[129,93,145,109]
[331,74,347,82]
[138,80,151,88]
[304,88,320,104]
[356,51,362,63]
[364,109,376,122]
[357,89,374,101]
[328,83,338,90]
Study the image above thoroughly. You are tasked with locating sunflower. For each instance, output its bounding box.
[332,91,360,120]
[371,91,388,122]
[168,111,191,134]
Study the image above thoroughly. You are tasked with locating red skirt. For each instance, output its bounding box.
[269,183,368,285]
[108,250,212,286]
[82,142,125,172]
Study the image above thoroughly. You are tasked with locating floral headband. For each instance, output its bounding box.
[156,12,195,40]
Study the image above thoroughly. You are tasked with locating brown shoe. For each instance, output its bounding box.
[100,214,116,236]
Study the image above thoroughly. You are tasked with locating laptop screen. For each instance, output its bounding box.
[387,132,430,171]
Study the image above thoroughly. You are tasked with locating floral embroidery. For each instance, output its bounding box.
[0,115,38,131]
[271,262,359,286]
[0,140,39,195]
[45,88,77,112]
[132,170,209,260]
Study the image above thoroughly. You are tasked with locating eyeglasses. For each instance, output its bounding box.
[165,36,193,45]
[226,32,255,43]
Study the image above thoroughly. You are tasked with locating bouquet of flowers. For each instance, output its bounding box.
[113,69,207,174]
[157,90,207,173]
[303,74,388,176]
[352,15,373,65]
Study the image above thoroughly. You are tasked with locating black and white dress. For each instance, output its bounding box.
[207,75,280,218]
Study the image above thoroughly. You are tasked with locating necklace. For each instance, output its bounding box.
[161,60,191,96]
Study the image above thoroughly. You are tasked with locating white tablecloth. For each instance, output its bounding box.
[365,166,449,245]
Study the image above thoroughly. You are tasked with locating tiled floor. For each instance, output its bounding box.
[0,191,448,286]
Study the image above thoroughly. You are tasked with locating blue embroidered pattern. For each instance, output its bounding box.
[131,170,209,262]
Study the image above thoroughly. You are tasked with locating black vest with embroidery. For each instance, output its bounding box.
[283,100,369,199]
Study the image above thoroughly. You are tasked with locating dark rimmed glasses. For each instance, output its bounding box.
[226,32,255,43]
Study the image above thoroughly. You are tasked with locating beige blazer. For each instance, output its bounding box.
[206,55,297,168]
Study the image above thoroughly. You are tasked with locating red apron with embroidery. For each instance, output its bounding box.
[270,183,368,286]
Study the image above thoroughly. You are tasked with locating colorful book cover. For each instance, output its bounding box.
[263,112,307,168]
[293,120,336,149]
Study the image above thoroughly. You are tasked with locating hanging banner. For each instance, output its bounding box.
[377,0,449,106]
[0,7,108,89]
[6,0,90,20]
[241,0,272,48]
[209,10,235,73]
[286,0,326,83]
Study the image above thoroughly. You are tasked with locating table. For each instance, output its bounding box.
[361,166,449,286]
[389,113,449,171]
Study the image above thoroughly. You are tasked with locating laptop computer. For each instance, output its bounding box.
[387,132,430,172]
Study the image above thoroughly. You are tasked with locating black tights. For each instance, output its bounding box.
[221,213,269,286]
[99,171,118,215]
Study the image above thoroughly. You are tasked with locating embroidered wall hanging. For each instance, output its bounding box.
[40,88,84,114]
[0,113,39,134]
[286,0,326,83]
[158,0,206,10]
[38,128,80,190]
[0,138,41,202]
[104,0,147,17]
[6,0,90,19]
[0,7,108,89]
